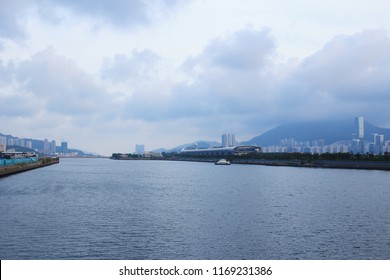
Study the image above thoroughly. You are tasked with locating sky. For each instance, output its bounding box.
[1,0,390,155]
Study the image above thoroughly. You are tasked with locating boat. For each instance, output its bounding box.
[215,159,231,165]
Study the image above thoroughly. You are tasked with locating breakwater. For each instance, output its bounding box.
[0,157,59,178]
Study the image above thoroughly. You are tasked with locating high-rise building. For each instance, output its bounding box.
[51,140,56,153]
[0,136,6,145]
[26,141,33,149]
[353,116,365,154]
[43,139,50,154]
[222,133,228,147]
[135,144,145,155]
[372,134,385,154]
[7,138,15,146]
[14,138,25,147]
[61,141,68,151]
[356,116,364,139]
[222,133,237,147]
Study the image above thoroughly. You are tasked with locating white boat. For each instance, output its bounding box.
[215,159,231,165]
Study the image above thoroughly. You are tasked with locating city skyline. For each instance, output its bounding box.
[1,1,390,155]
[2,115,390,156]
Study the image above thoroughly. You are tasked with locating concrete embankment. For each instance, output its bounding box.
[0,157,60,178]
[231,159,390,171]
[160,157,390,171]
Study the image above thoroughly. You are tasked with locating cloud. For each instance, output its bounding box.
[120,28,277,121]
[3,47,109,117]
[183,27,275,72]
[2,26,390,154]
[101,49,160,84]
[0,0,185,42]
[39,0,184,29]
[117,28,390,134]
[281,29,390,124]
[0,0,31,41]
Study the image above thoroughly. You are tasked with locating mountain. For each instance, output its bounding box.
[242,120,390,146]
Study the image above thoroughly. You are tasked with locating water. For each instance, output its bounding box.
[1,158,390,259]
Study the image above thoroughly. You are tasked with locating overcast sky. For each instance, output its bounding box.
[1,0,390,155]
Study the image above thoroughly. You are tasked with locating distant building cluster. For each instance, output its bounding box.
[262,116,390,155]
[221,133,238,147]
[262,139,350,154]
[43,139,56,155]
[0,136,33,152]
[0,135,77,156]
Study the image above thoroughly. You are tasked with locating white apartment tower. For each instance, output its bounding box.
[135,144,145,155]
[357,116,364,139]
[222,133,237,147]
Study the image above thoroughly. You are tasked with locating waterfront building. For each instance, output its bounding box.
[135,144,145,155]
[180,145,261,156]
[0,143,6,152]
[144,151,163,158]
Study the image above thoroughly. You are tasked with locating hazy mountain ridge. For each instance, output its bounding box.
[160,119,390,151]
[242,120,390,146]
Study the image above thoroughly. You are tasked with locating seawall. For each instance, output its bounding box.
[231,159,390,171]
[158,157,390,171]
[0,157,60,178]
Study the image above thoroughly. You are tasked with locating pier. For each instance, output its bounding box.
[0,157,59,178]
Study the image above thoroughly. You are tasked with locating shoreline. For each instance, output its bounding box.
[0,157,60,178]
[112,157,390,171]
[230,159,390,171]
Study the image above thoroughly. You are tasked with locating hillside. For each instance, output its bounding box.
[243,120,390,146]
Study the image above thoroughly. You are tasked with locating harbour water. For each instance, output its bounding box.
[0,158,389,259]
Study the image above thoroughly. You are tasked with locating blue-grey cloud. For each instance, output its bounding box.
[46,0,148,27]
[39,0,183,29]
[11,47,109,116]
[0,0,30,41]
[119,28,390,132]
[183,27,275,72]
[280,29,390,125]
[101,49,160,83]
[114,27,277,138]
[0,0,184,42]
[2,27,390,149]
